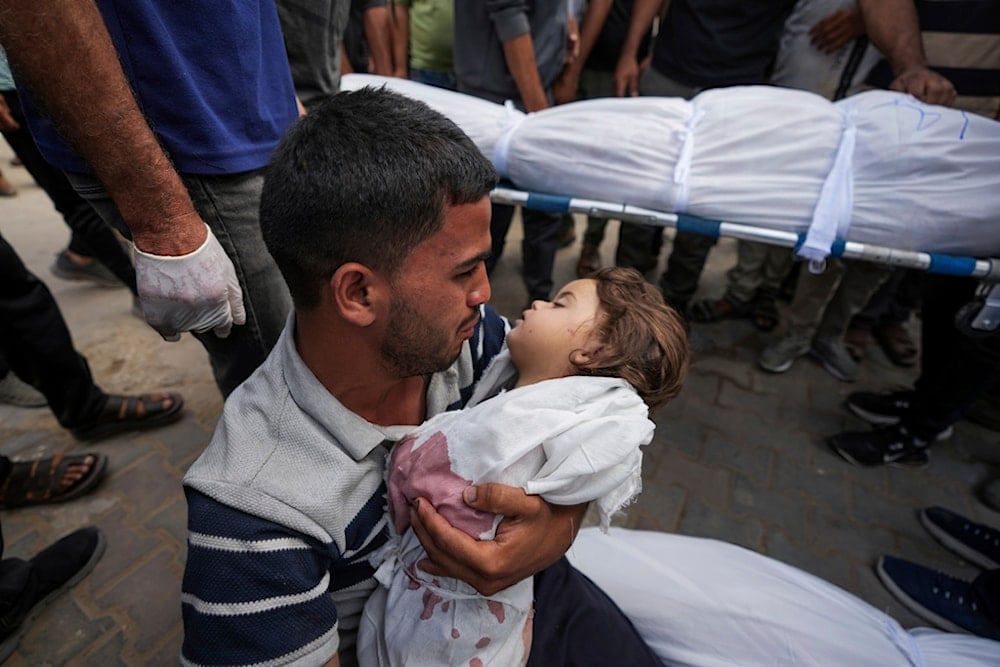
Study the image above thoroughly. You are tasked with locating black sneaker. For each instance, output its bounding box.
[845,390,953,439]
[920,507,1000,570]
[828,424,930,467]
[876,555,1000,640]
[846,390,914,425]
[0,527,106,661]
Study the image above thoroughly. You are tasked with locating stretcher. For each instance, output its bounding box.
[341,74,1000,329]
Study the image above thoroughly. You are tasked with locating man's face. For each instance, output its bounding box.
[380,196,493,377]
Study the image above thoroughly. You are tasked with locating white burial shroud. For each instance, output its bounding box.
[341,74,1000,260]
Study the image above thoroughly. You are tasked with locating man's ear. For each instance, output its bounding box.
[330,262,383,326]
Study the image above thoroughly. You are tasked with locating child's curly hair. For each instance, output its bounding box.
[574,267,690,413]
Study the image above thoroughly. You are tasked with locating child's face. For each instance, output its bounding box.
[507,279,604,380]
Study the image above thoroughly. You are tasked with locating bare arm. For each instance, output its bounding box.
[410,484,587,596]
[389,2,409,78]
[502,32,549,112]
[363,5,395,76]
[552,0,613,104]
[1,0,248,339]
[0,0,204,255]
[856,0,955,105]
[808,7,865,54]
[614,0,665,96]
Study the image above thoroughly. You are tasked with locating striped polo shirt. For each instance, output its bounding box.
[181,307,508,666]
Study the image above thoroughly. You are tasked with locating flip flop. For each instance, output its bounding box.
[71,392,184,442]
[0,453,108,509]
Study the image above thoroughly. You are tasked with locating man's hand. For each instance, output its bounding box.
[410,484,586,596]
[889,66,957,106]
[614,56,641,97]
[133,220,246,341]
[565,14,581,65]
[809,8,865,54]
[552,68,580,105]
[0,96,18,131]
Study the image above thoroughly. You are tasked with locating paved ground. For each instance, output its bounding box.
[2,140,999,666]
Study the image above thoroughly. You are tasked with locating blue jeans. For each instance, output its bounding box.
[410,67,456,91]
[68,171,291,397]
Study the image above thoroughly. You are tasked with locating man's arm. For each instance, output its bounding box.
[362,4,395,75]
[614,0,665,96]
[552,0,613,105]
[0,0,244,339]
[856,0,956,105]
[183,489,342,664]
[487,0,549,112]
[389,1,409,78]
[411,485,587,596]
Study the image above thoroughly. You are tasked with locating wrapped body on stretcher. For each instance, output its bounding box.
[341,74,1000,263]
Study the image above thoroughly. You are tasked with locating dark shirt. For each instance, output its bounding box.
[587,0,651,72]
[651,0,798,88]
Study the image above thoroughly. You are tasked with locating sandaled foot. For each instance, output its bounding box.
[71,391,184,442]
[0,453,108,509]
[687,297,750,323]
[750,297,780,332]
[873,323,918,367]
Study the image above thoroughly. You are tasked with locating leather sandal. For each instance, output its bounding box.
[71,392,184,442]
[0,453,107,509]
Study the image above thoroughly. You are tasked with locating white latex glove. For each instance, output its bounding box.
[133,225,246,341]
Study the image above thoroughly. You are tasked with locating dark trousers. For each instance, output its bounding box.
[904,274,1000,439]
[0,234,105,429]
[1,90,136,295]
[486,202,561,302]
[527,556,661,666]
[850,268,923,332]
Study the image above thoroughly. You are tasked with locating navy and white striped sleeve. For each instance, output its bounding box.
[181,488,340,666]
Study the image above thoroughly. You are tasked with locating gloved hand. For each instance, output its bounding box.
[133,225,246,341]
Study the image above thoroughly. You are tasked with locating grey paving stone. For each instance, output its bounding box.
[731,473,807,536]
[702,435,773,487]
[773,455,850,513]
[680,495,762,552]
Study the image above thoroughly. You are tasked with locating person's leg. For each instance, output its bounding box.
[68,171,291,397]
[615,222,663,274]
[758,260,846,375]
[905,275,1000,439]
[577,217,607,277]
[486,202,516,276]
[0,233,106,429]
[658,232,717,312]
[527,557,661,666]
[725,240,769,306]
[815,261,891,341]
[521,208,561,301]
[0,91,136,294]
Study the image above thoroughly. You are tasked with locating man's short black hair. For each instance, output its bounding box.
[260,86,498,309]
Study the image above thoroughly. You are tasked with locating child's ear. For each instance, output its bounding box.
[570,339,606,368]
